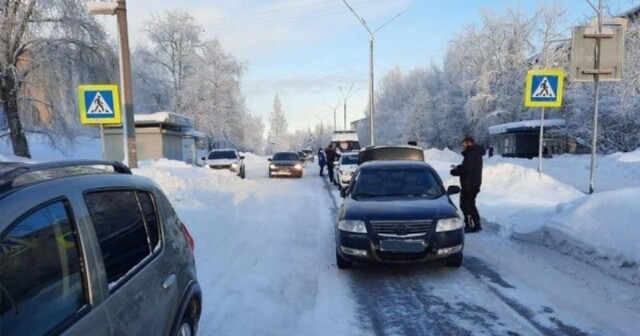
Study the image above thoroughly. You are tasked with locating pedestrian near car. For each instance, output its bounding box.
[325,144,337,183]
[488,145,494,158]
[450,136,486,233]
[317,149,327,176]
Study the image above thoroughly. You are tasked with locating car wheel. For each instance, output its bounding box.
[445,251,463,268]
[336,251,352,269]
[240,169,246,179]
[176,313,195,336]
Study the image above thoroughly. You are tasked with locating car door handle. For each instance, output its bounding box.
[163,274,177,290]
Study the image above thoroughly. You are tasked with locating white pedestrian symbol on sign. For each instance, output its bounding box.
[532,77,556,98]
[87,92,113,115]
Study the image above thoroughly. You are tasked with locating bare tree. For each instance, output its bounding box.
[0,0,110,158]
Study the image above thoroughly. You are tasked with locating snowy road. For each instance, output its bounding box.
[141,158,640,336]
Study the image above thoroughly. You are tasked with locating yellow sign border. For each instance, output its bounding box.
[78,84,122,125]
[524,69,565,108]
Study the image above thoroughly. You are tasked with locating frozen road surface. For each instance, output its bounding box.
[137,157,640,336]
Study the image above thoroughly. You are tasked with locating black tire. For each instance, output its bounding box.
[336,251,352,269]
[240,169,246,179]
[175,312,195,336]
[445,251,463,268]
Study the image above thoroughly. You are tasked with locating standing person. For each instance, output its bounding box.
[450,136,486,233]
[325,144,337,183]
[488,145,494,158]
[317,148,326,176]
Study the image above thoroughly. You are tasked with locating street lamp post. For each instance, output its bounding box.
[341,0,407,145]
[339,84,357,131]
[86,0,137,168]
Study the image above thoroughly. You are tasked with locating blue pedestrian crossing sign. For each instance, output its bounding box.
[78,84,121,125]
[525,69,564,108]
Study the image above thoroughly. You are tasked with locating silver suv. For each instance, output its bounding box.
[0,160,201,336]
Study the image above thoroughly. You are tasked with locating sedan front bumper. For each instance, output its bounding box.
[336,229,464,264]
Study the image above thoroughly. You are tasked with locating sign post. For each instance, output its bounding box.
[570,0,626,194]
[525,69,565,176]
[78,84,122,160]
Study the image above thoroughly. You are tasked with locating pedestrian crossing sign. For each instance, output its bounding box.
[525,69,564,108]
[78,84,121,125]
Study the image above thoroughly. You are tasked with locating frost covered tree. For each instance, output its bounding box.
[132,46,172,113]
[143,10,202,110]
[269,94,289,147]
[0,0,112,157]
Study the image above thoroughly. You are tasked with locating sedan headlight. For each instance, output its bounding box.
[231,163,239,169]
[338,220,367,233]
[269,164,277,170]
[436,218,464,232]
[294,163,302,170]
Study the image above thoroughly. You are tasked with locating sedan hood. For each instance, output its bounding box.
[342,196,457,221]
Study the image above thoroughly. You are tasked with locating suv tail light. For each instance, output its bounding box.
[180,221,195,252]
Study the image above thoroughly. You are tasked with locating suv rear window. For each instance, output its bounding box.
[208,150,237,159]
[84,190,161,289]
[0,201,87,335]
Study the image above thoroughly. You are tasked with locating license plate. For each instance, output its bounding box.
[379,240,424,253]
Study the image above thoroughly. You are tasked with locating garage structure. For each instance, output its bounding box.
[104,111,205,164]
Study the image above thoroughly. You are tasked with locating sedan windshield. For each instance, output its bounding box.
[273,153,299,161]
[352,168,443,199]
[208,150,237,159]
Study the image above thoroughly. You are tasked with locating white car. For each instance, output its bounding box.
[333,153,359,190]
[202,149,246,179]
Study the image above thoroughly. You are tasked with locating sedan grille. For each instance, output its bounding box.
[370,220,433,237]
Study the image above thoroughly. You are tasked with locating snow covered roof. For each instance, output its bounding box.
[331,131,358,142]
[184,129,206,138]
[134,111,194,128]
[488,119,566,134]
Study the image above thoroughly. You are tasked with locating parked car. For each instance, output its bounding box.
[268,152,304,178]
[335,146,464,269]
[202,149,246,179]
[0,160,201,336]
[333,153,359,190]
[296,151,307,167]
[301,149,314,162]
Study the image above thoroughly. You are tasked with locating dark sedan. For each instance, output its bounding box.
[335,160,464,269]
[268,152,304,178]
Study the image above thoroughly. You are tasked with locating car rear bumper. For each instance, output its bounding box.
[336,229,464,264]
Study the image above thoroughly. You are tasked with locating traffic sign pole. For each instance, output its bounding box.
[100,124,106,160]
[538,107,545,176]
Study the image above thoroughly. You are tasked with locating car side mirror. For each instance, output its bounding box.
[340,188,347,198]
[201,157,205,161]
[268,158,272,161]
[447,185,461,195]
[240,156,245,160]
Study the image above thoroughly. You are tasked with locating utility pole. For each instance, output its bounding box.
[341,0,407,145]
[339,84,357,131]
[86,0,137,168]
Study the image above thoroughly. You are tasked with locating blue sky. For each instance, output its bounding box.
[100,0,639,131]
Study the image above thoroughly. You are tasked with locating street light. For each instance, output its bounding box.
[339,84,358,131]
[341,0,408,145]
[323,101,341,130]
[86,0,138,168]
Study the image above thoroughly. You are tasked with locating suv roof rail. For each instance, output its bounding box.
[0,160,132,192]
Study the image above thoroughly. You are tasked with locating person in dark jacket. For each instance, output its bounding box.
[317,148,326,176]
[450,136,486,232]
[488,145,494,158]
[325,144,337,183]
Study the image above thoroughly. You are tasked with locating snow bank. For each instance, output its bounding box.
[548,188,640,265]
[0,133,101,161]
[612,148,640,163]
[424,147,461,162]
[446,163,584,235]
[134,159,251,210]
